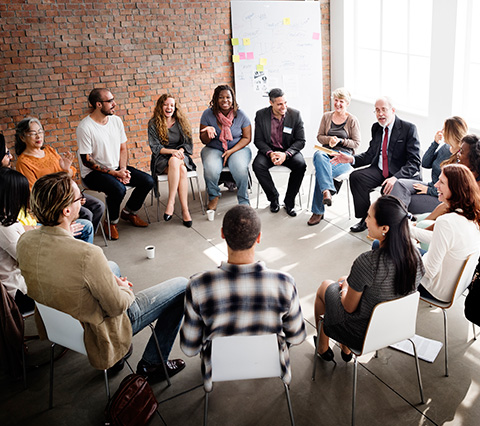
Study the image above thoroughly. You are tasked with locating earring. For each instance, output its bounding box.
[382,232,385,236]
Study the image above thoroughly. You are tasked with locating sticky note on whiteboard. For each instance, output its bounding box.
[313,32,320,40]
[239,52,246,60]
[231,38,239,46]
[232,55,240,63]
[243,38,251,46]
[256,64,264,71]
[247,52,254,60]
[283,18,291,25]
[259,58,267,66]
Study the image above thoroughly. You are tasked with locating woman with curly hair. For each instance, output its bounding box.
[148,94,196,227]
[200,84,252,210]
[410,164,480,302]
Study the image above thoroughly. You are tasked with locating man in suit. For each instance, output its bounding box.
[253,88,306,217]
[332,97,421,232]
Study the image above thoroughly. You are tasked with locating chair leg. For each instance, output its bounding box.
[22,342,27,389]
[351,355,358,426]
[256,181,261,209]
[408,338,425,404]
[189,177,196,200]
[307,173,314,210]
[105,205,111,240]
[346,180,352,220]
[99,217,108,247]
[283,383,296,426]
[473,323,477,341]
[442,308,449,377]
[204,392,209,426]
[143,201,151,224]
[104,369,110,401]
[311,318,323,381]
[194,176,206,215]
[49,343,55,409]
[148,323,171,387]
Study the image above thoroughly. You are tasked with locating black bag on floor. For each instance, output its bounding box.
[105,373,158,426]
[464,258,480,326]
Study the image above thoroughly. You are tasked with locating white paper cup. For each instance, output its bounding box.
[145,245,155,259]
[206,209,215,221]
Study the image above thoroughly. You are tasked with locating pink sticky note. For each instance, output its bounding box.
[313,32,320,40]
[247,52,254,60]
[239,52,246,60]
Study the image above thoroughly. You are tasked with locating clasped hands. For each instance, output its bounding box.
[270,151,287,166]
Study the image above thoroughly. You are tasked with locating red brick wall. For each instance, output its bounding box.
[0,0,331,171]
[320,0,331,113]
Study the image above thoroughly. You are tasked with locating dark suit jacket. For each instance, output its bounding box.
[254,107,306,157]
[354,116,421,179]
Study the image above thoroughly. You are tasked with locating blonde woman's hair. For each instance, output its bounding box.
[441,116,468,166]
[152,94,192,144]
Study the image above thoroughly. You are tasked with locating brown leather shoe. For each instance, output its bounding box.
[307,213,323,226]
[323,190,332,206]
[207,196,219,211]
[104,221,119,240]
[121,210,148,227]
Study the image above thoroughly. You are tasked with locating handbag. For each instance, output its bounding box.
[105,373,159,426]
[464,258,480,326]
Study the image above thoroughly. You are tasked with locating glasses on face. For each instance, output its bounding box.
[26,130,45,137]
[374,108,390,115]
[73,189,86,204]
[100,98,115,104]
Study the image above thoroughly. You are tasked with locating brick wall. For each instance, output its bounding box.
[0,0,331,171]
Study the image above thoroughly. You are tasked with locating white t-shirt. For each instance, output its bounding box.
[76,115,127,178]
[410,213,480,302]
[0,222,27,298]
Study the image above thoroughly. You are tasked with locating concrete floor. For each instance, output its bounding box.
[1,161,479,426]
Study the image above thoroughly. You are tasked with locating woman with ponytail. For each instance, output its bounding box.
[313,195,424,363]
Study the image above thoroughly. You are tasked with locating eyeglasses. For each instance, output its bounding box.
[100,98,115,104]
[26,130,45,137]
[73,189,86,204]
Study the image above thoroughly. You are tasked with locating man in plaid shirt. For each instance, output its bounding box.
[180,205,306,391]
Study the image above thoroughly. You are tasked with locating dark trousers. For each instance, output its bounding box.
[79,194,105,232]
[253,152,306,207]
[349,166,386,219]
[83,166,154,222]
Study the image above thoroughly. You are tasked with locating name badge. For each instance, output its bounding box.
[284,126,292,134]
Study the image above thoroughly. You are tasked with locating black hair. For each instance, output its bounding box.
[88,88,109,110]
[461,134,480,176]
[222,205,261,251]
[0,168,30,227]
[209,85,238,116]
[268,88,284,101]
[373,195,421,295]
[0,133,6,163]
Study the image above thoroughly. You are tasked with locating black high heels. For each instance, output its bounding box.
[341,349,353,362]
[183,220,192,228]
[163,213,172,222]
[313,336,336,364]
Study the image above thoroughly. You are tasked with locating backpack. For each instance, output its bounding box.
[105,374,159,426]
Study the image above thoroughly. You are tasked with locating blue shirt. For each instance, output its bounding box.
[200,108,251,152]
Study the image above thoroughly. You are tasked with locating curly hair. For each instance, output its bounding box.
[442,164,480,226]
[209,85,238,117]
[459,134,480,176]
[152,94,192,144]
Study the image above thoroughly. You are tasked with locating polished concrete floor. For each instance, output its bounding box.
[1,161,479,426]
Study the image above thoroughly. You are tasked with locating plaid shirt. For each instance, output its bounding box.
[180,261,306,392]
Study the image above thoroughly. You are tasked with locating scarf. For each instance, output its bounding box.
[216,110,234,151]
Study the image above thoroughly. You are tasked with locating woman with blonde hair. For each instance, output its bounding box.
[390,116,468,214]
[148,94,196,227]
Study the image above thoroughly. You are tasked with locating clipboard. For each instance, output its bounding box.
[314,145,338,156]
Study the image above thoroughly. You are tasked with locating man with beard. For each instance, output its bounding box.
[77,88,154,240]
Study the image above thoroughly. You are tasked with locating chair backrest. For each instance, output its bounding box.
[448,254,478,308]
[35,302,87,356]
[211,334,282,382]
[359,292,420,356]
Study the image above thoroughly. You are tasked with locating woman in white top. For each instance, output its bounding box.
[410,164,480,302]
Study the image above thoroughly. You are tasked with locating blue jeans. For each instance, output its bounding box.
[109,262,187,364]
[311,151,352,215]
[201,145,251,205]
[83,166,154,222]
[74,219,94,244]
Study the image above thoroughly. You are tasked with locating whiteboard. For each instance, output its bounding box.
[231,1,323,158]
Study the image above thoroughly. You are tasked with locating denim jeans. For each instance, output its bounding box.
[74,219,94,244]
[311,151,352,215]
[201,145,251,205]
[83,166,154,222]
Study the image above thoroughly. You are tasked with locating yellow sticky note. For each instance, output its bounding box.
[243,38,251,46]
[260,58,267,66]
[232,55,240,63]
[231,38,239,46]
[283,18,291,25]
[256,64,264,71]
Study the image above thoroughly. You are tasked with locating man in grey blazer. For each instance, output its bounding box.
[253,88,306,217]
[332,97,421,232]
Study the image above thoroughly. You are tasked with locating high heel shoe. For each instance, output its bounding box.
[163,213,172,222]
[341,349,353,362]
[183,220,192,228]
[313,336,336,364]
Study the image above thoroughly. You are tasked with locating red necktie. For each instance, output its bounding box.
[382,127,389,178]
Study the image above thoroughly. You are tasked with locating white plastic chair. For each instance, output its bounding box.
[35,302,111,409]
[307,169,352,219]
[420,254,478,376]
[312,292,424,426]
[204,334,295,426]
[155,170,205,221]
[255,165,302,209]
